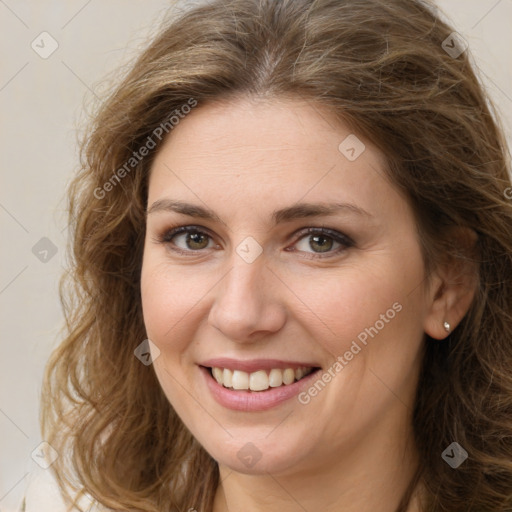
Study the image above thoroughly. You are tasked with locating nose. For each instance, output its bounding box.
[208,256,287,343]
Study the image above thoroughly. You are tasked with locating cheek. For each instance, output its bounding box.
[140,253,215,353]
[321,258,426,411]
[288,260,425,439]
[141,262,174,342]
[140,257,204,405]
[286,256,422,357]
[289,263,426,424]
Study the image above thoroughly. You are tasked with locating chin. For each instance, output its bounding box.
[205,435,311,475]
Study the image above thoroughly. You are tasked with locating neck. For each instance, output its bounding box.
[212,411,423,512]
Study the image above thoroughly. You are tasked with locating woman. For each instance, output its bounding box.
[28,0,512,511]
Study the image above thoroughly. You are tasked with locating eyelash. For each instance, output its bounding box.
[153,224,355,259]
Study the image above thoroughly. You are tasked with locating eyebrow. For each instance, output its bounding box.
[146,199,372,225]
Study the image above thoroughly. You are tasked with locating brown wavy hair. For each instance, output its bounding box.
[41,0,512,510]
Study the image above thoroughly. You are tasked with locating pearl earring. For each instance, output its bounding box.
[443,321,451,333]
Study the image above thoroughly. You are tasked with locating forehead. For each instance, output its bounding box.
[153,96,383,165]
[147,96,405,224]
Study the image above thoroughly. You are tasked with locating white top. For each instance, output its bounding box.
[18,466,104,512]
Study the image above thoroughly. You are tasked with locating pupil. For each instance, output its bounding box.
[187,232,208,249]
[311,235,332,253]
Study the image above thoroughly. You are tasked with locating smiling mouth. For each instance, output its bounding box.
[206,366,321,392]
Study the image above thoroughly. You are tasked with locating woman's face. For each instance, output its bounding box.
[141,96,431,475]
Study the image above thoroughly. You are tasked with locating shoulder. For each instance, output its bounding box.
[20,466,105,512]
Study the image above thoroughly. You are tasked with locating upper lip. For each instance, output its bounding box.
[199,358,321,373]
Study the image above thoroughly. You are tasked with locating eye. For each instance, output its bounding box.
[154,225,217,254]
[154,225,354,259]
[289,228,354,258]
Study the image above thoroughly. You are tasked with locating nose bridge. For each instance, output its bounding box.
[222,232,269,299]
[220,252,268,314]
[208,249,286,341]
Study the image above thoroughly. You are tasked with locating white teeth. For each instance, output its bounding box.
[212,367,223,384]
[210,366,315,391]
[282,368,295,385]
[223,368,232,387]
[231,370,249,390]
[268,368,283,387]
[249,370,269,391]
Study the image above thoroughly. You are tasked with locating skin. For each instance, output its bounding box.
[140,96,475,512]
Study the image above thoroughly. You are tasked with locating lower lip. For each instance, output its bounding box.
[200,366,321,411]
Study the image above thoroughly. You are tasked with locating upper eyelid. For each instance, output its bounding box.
[159,224,349,239]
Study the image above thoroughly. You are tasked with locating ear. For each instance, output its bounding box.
[423,227,479,340]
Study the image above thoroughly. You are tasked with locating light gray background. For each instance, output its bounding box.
[1,1,511,510]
